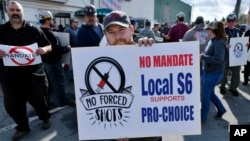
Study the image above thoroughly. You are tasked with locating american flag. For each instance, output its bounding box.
[100,0,122,10]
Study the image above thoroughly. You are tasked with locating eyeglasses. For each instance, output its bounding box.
[227,20,235,23]
[74,21,78,23]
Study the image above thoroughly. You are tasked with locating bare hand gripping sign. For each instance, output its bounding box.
[80,57,134,127]
[72,41,201,140]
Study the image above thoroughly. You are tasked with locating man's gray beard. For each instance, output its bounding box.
[86,22,97,27]
[10,17,22,23]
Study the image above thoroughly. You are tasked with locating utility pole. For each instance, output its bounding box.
[248,3,250,26]
[234,0,241,19]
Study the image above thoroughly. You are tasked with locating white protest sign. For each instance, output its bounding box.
[71,41,201,140]
[53,32,71,64]
[229,37,248,66]
[0,43,42,66]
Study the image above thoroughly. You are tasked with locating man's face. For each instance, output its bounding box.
[84,15,97,26]
[72,20,78,28]
[205,28,214,37]
[226,19,236,29]
[105,24,134,46]
[154,24,159,31]
[48,19,54,27]
[7,2,23,23]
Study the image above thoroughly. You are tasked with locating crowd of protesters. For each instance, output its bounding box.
[0,1,250,141]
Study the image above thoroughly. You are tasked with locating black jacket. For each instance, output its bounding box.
[0,21,50,82]
[40,28,69,62]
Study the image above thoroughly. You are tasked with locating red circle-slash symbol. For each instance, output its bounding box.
[9,46,35,66]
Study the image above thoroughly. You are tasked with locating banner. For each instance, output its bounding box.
[71,41,201,140]
[0,43,42,66]
[100,0,121,10]
[229,37,249,66]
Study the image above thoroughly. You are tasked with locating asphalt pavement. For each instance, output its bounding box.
[0,69,250,141]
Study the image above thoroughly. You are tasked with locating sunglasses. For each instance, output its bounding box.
[227,20,235,22]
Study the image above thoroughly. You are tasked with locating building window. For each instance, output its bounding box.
[54,12,70,31]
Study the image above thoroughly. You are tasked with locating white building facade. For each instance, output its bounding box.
[0,0,154,27]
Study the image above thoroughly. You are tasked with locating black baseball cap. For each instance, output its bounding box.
[226,14,236,21]
[84,5,97,16]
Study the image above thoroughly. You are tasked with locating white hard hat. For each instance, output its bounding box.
[39,10,53,21]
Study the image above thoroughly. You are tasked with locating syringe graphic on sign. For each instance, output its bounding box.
[96,65,113,93]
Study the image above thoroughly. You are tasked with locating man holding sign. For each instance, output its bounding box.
[0,1,51,141]
[89,10,157,141]
[72,9,201,141]
[219,14,243,96]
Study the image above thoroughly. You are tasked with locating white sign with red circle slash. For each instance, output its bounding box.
[0,43,42,66]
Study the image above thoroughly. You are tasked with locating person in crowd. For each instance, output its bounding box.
[235,23,244,36]
[183,16,210,54]
[200,21,227,123]
[58,24,64,32]
[242,29,250,85]
[0,1,51,141]
[183,16,210,93]
[160,22,170,42]
[103,10,160,141]
[188,22,195,29]
[77,4,103,47]
[138,21,159,43]
[51,23,60,31]
[64,18,79,80]
[130,18,144,43]
[219,13,242,96]
[152,23,160,37]
[164,11,189,42]
[64,18,79,47]
[39,10,74,108]
[104,11,155,46]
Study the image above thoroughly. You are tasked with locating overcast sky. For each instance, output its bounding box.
[181,0,250,22]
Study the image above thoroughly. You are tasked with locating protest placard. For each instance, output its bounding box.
[71,41,201,140]
[53,32,71,64]
[229,37,248,66]
[0,43,41,66]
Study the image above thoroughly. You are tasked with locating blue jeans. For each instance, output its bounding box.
[201,71,226,122]
[43,61,69,106]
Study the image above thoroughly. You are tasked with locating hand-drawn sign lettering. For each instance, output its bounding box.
[80,57,134,129]
[9,46,35,66]
[85,57,126,94]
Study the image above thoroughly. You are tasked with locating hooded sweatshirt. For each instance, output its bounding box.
[183,23,210,53]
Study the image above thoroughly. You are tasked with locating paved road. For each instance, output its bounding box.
[0,70,250,141]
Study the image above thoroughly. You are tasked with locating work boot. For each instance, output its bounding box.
[42,118,51,130]
[220,88,226,95]
[242,81,248,86]
[12,129,30,141]
[229,89,239,96]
